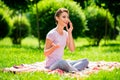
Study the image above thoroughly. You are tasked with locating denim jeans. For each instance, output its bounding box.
[49,59,89,72]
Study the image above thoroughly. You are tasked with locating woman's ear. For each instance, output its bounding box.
[55,17,59,21]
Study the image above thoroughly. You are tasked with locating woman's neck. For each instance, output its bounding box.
[56,25,64,35]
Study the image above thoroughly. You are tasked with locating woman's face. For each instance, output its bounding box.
[56,12,69,27]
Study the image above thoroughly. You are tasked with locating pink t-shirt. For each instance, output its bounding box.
[45,28,68,68]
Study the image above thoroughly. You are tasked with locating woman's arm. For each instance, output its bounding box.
[44,38,60,56]
[67,32,75,52]
[66,21,75,52]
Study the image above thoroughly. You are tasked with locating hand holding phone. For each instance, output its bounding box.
[66,20,73,33]
[68,22,70,29]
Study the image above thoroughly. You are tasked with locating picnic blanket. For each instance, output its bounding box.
[2,61,120,77]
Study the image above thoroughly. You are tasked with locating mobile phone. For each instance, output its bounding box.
[68,22,70,29]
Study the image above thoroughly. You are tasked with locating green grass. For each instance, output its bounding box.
[84,69,120,80]
[0,36,120,80]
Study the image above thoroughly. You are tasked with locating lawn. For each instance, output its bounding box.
[0,36,120,80]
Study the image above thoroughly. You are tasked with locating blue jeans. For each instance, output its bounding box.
[49,59,89,72]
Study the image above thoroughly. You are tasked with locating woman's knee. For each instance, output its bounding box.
[82,58,89,65]
[49,60,70,71]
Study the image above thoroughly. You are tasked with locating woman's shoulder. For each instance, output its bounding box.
[47,28,56,35]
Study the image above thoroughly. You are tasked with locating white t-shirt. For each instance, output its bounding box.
[45,28,68,68]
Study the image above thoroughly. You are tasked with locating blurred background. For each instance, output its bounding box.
[0,0,120,48]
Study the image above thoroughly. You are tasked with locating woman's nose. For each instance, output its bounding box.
[67,18,70,22]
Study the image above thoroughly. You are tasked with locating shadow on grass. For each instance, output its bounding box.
[77,43,120,53]
[101,43,120,53]
[77,44,98,48]
[76,44,98,51]
[102,43,120,47]
[0,45,44,51]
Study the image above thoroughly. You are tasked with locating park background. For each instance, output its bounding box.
[0,0,120,80]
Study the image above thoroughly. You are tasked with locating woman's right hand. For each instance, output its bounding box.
[52,43,60,49]
[44,39,60,56]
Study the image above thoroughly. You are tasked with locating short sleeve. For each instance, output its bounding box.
[46,31,55,42]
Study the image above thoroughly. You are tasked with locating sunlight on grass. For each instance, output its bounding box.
[0,37,12,46]
[22,36,45,49]
[84,69,120,80]
[22,36,39,48]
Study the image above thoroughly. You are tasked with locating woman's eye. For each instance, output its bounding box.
[62,16,66,18]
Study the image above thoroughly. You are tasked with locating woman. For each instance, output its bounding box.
[44,8,89,72]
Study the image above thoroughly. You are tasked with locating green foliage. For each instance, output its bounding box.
[0,8,10,39]
[73,0,95,9]
[116,15,120,33]
[29,0,87,40]
[94,0,120,40]
[2,0,28,11]
[1,0,41,12]
[10,14,31,44]
[84,5,114,46]
[95,0,120,15]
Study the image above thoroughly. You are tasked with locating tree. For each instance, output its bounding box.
[2,0,40,46]
[0,9,10,39]
[74,0,120,39]
[84,6,114,46]
[1,0,30,44]
[1,0,32,11]
[73,0,94,9]
[29,0,87,40]
[10,15,31,44]
[95,0,120,39]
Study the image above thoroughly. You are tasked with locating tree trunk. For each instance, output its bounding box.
[35,0,41,49]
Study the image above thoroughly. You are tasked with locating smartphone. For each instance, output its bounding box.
[68,22,70,29]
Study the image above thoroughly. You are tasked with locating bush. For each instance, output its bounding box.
[29,0,87,40]
[10,14,31,44]
[0,9,10,39]
[84,5,114,46]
